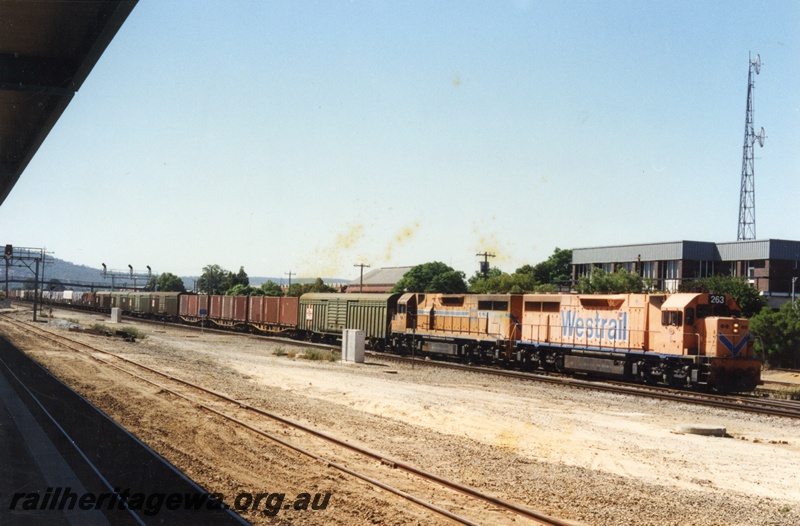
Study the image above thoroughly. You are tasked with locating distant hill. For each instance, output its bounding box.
[4,257,107,289]
[4,257,348,291]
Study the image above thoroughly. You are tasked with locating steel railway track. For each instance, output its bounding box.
[365,352,800,420]
[15,303,800,420]
[0,314,575,526]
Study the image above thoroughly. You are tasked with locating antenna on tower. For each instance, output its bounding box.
[737,53,765,241]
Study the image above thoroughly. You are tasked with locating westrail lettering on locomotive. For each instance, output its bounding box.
[561,310,628,342]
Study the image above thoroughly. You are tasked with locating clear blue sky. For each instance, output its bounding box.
[2,1,798,280]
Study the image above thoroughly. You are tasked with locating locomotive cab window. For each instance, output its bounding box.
[685,307,695,326]
[661,311,682,326]
[699,295,732,318]
[713,304,731,317]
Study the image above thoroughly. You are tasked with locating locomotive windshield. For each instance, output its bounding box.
[696,304,733,318]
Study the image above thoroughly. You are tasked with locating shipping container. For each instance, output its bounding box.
[208,295,223,322]
[179,294,208,323]
[248,296,299,333]
[219,295,248,325]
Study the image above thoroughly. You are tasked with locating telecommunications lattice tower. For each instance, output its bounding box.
[737,53,765,241]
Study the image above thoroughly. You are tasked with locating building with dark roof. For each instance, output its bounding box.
[572,239,800,306]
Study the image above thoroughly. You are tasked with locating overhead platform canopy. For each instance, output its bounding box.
[0,0,137,206]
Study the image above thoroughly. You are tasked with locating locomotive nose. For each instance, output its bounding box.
[709,319,750,358]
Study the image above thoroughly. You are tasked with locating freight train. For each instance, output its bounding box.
[19,289,761,392]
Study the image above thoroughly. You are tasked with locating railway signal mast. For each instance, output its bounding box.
[737,53,766,241]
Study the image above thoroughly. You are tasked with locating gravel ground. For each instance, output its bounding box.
[3,306,799,526]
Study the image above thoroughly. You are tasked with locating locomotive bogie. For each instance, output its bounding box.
[707,357,762,393]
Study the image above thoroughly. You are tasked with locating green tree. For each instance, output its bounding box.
[197,264,230,295]
[282,278,338,297]
[468,266,504,292]
[230,266,249,288]
[576,268,643,294]
[145,272,186,292]
[468,267,543,293]
[306,277,336,293]
[392,262,467,293]
[225,283,256,296]
[680,275,766,318]
[286,282,305,297]
[258,280,283,296]
[528,247,573,284]
[750,301,800,368]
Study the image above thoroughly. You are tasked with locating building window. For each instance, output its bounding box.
[576,264,593,278]
[663,260,679,280]
[642,261,656,279]
[601,263,614,273]
[695,260,714,278]
[621,262,634,273]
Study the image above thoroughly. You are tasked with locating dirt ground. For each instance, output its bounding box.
[2,306,799,526]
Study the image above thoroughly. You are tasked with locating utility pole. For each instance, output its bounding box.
[285,270,294,295]
[354,263,370,293]
[476,252,495,279]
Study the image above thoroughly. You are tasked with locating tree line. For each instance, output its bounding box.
[144,264,337,297]
[391,248,574,295]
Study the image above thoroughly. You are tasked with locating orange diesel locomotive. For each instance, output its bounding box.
[392,292,760,392]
